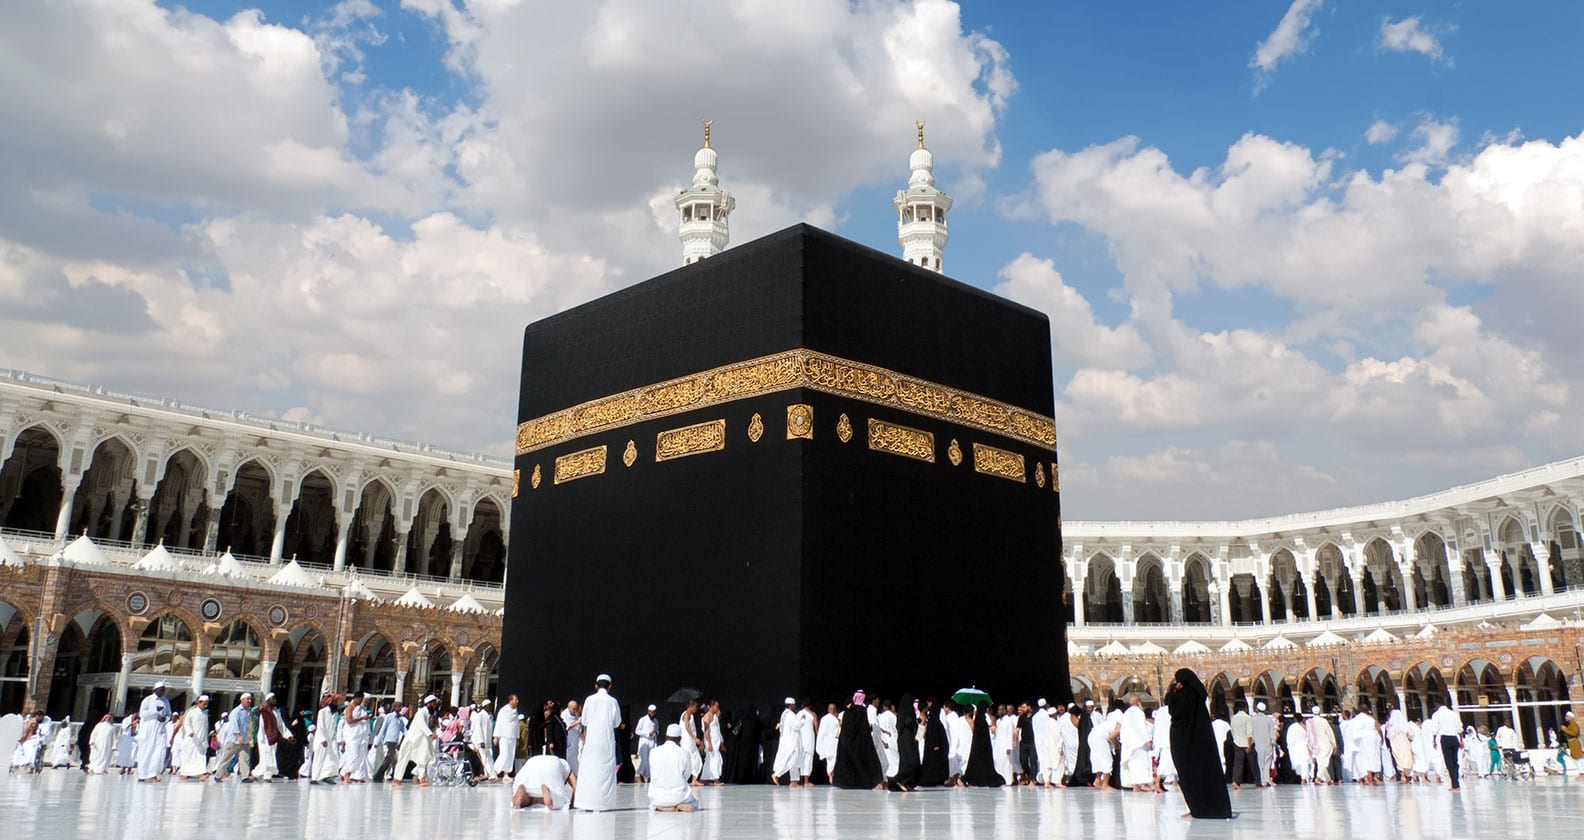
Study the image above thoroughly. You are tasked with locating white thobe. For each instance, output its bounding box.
[253,708,289,779]
[88,720,115,774]
[634,715,658,778]
[1211,718,1232,774]
[393,706,436,780]
[702,716,724,781]
[1056,714,1080,777]
[679,712,702,780]
[311,707,342,781]
[135,694,171,780]
[771,708,803,778]
[1153,707,1176,780]
[648,741,699,809]
[493,704,522,776]
[816,712,840,776]
[514,754,573,810]
[573,688,620,811]
[339,705,372,780]
[47,721,75,767]
[1308,717,1336,782]
[1354,714,1382,774]
[1033,710,1058,783]
[797,709,817,778]
[175,707,209,777]
[471,709,495,770]
[877,710,900,779]
[1118,706,1152,787]
[1287,721,1313,780]
[948,712,971,776]
[993,715,1017,784]
[1088,711,1114,775]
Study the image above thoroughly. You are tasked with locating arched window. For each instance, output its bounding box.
[1,624,29,714]
[208,620,263,680]
[133,615,194,675]
[357,635,396,699]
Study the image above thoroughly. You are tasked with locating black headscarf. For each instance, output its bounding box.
[1067,706,1094,786]
[727,705,764,784]
[894,695,921,788]
[1167,669,1233,819]
[832,700,883,789]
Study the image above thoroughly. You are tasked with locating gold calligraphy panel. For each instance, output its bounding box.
[786,405,813,440]
[515,349,1058,454]
[553,446,607,484]
[655,419,726,462]
[868,418,935,463]
[972,442,1025,483]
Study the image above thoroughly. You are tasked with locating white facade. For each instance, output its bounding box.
[0,369,511,587]
[1063,457,1584,647]
[675,121,735,266]
[892,122,952,273]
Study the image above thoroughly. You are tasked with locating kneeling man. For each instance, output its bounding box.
[649,724,700,812]
[512,753,576,810]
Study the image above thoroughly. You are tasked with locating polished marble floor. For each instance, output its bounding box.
[1,772,1576,839]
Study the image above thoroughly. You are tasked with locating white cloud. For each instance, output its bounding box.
[1365,120,1398,145]
[1379,16,1449,63]
[1398,116,1459,166]
[1251,0,1324,90]
[993,253,1151,370]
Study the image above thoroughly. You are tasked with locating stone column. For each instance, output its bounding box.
[1448,545,1468,606]
[269,504,292,564]
[1506,685,1525,748]
[1215,582,1230,627]
[203,517,221,554]
[1350,570,1366,614]
[1169,589,1184,624]
[260,659,276,698]
[1259,583,1272,624]
[448,541,465,582]
[393,530,411,575]
[1532,542,1555,596]
[129,490,156,548]
[1120,587,1135,624]
[113,652,133,716]
[1071,586,1085,626]
[54,474,81,541]
[332,516,351,572]
[450,671,463,708]
[1302,572,1319,619]
[1399,563,1417,611]
[191,654,209,699]
[394,672,407,707]
[1485,551,1508,601]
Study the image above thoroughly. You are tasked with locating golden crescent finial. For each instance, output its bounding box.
[703,120,712,149]
[916,120,925,150]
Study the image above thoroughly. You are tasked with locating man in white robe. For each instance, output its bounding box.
[573,675,622,811]
[135,682,172,782]
[1118,697,1152,789]
[1087,703,1114,786]
[253,692,292,781]
[876,703,900,780]
[470,700,495,774]
[635,705,659,781]
[1056,707,1081,782]
[87,715,116,774]
[816,704,840,780]
[949,706,972,782]
[1353,709,1382,783]
[648,725,700,811]
[492,695,522,779]
[1033,704,1059,786]
[513,753,575,810]
[175,695,211,779]
[1152,705,1176,786]
[797,701,818,784]
[392,695,438,787]
[1210,716,1232,775]
[1307,707,1336,783]
[46,716,75,767]
[771,697,804,786]
[1287,716,1313,782]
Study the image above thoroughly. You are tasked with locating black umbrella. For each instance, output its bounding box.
[667,687,702,704]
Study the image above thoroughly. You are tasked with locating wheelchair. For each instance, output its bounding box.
[1503,749,1534,781]
[432,742,478,787]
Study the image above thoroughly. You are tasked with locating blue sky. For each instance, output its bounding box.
[1,1,1581,519]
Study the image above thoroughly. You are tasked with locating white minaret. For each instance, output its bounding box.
[675,120,735,266]
[892,121,952,273]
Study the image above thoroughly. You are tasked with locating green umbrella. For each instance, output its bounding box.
[951,687,992,706]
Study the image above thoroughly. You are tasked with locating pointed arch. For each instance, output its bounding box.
[283,468,336,566]
[147,447,211,550]
[1084,553,1123,623]
[0,425,64,533]
[1131,552,1169,623]
[216,458,276,557]
[1181,553,1213,623]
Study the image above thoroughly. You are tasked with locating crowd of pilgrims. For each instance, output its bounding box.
[12,668,1584,819]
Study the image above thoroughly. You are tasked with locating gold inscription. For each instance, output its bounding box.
[1035,462,1046,488]
[947,439,962,466]
[868,418,935,463]
[515,349,1057,454]
[787,405,813,440]
[512,469,520,498]
[554,446,607,484]
[530,464,542,489]
[623,440,637,467]
[836,413,853,443]
[656,419,726,462]
[748,413,764,442]
[972,442,1025,483]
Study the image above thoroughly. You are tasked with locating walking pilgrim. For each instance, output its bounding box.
[634,705,658,782]
[1118,696,1153,790]
[833,691,883,789]
[213,693,254,782]
[339,693,373,782]
[254,693,293,781]
[136,683,173,782]
[1166,669,1232,819]
[1251,702,1276,786]
[174,695,211,780]
[1287,711,1313,783]
[1308,707,1337,783]
[572,674,621,811]
[816,704,841,780]
[1152,703,1176,790]
[470,699,495,775]
[493,695,522,779]
[797,700,818,785]
[311,695,343,784]
[86,714,116,775]
[392,695,439,787]
[771,697,805,786]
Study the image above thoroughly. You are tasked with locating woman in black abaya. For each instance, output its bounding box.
[832,691,883,789]
[726,705,764,784]
[893,694,922,790]
[918,699,950,786]
[1167,669,1233,819]
[1065,706,1094,786]
[961,704,1004,787]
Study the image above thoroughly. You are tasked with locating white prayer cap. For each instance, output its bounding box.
[1311,705,1321,715]
[153,681,167,690]
[784,696,797,705]
[240,692,253,700]
[1037,698,1047,707]
[480,698,491,706]
[198,694,210,702]
[423,694,438,704]
[596,673,612,683]
[1256,701,1266,712]
[647,704,657,712]
[1084,700,1094,707]
[264,692,276,701]
[665,724,682,738]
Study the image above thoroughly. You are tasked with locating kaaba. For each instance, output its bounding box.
[500,224,1067,713]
